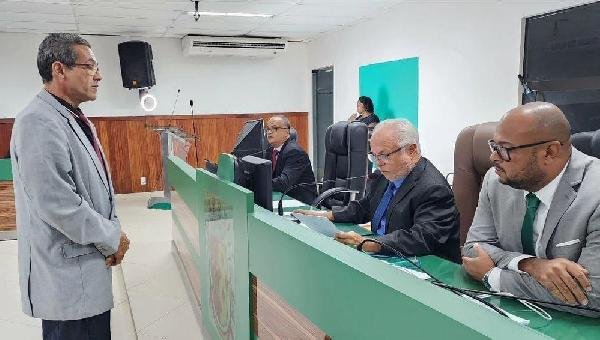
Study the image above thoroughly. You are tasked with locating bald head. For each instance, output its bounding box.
[501,102,571,145]
[266,115,291,148]
[492,102,572,192]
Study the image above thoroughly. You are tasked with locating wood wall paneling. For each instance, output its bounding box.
[0,181,16,232]
[0,121,13,159]
[0,113,308,194]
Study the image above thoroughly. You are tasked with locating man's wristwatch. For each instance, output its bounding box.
[482,270,493,290]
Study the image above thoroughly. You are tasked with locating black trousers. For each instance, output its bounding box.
[42,310,111,340]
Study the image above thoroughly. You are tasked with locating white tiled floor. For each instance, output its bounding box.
[0,191,204,340]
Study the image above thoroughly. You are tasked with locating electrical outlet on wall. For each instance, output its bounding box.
[140,177,147,186]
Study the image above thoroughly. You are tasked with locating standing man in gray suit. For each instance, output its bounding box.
[463,102,600,317]
[11,33,130,339]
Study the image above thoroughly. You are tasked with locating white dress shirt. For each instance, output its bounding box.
[486,162,568,291]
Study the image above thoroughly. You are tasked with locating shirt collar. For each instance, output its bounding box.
[49,92,83,117]
[273,138,289,152]
[390,177,405,189]
[528,161,569,206]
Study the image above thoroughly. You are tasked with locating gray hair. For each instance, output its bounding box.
[271,115,291,129]
[373,118,420,150]
[37,33,91,83]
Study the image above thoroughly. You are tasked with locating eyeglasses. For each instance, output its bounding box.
[487,139,560,162]
[73,62,100,75]
[368,145,407,163]
[265,126,289,133]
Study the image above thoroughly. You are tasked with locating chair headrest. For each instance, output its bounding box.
[327,121,348,154]
[572,129,600,158]
[471,122,497,176]
[592,130,600,157]
[289,127,298,142]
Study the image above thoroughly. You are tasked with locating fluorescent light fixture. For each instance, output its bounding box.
[187,11,273,18]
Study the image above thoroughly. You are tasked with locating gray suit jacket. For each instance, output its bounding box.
[10,90,121,320]
[464,147,600,317]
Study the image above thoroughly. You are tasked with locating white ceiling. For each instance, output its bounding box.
[0,0,405,41]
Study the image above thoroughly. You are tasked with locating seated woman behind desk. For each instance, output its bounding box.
[348,96,380,129]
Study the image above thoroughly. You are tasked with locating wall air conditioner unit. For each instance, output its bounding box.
[182,35,288,57]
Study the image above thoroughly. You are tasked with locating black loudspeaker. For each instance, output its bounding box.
[118,41,156,89]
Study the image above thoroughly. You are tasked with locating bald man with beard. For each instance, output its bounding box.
[462,102,600,317]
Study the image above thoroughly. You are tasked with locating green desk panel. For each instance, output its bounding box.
[169,155,254,339]
[0,158,12,181]
[248,208,547,339]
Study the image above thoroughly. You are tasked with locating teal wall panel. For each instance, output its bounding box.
[0,158,12,180]
[359,57,419,125]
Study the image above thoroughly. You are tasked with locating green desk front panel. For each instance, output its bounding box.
[169,155,253,339]
[248,207,549,340]
[0,158,12,181]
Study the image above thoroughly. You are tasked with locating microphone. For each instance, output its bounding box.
[189,99,194,115]
[277,174,369,216]
[518,74,536,103]
[170,89,181,116]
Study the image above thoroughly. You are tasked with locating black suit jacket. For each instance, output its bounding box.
[268,139,317,205]
[332,157,461,263]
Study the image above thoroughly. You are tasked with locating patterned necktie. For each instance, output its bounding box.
[272,149,279,171]
[521,192,541,255]
[371,182,396,234]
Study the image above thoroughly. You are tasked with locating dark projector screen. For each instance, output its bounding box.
[523,1,600,133]
[524,2,600,82]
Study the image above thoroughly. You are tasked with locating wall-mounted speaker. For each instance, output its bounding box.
[117,41,156,89]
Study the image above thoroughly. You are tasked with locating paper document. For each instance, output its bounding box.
[292,213,340,237]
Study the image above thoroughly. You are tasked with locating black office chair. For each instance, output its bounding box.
[313,121,369,209]
[571,129,600,158]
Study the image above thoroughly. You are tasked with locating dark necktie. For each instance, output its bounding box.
[272,149,279,171]
[76,113,106,173]
[371,182,396,234]
[521,192,541,255]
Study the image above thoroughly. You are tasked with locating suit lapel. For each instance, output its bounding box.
[538,149,585,257]
[38,91,110,194]
[274,140,289,175]
[385,158,426,220]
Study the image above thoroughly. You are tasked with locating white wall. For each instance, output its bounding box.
[307,0,590,175]
[0,33,311,118]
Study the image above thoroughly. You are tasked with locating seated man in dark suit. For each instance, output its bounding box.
[463,102,600,317]
[296,119,460,263]
[266,116,317,204]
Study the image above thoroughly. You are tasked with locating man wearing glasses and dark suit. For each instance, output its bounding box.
[295,119,461,263]
[463,102,600,317]
[266,115,317,205]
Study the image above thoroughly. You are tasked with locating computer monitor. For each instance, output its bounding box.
[232,119,267,159]
[235,155,273,211]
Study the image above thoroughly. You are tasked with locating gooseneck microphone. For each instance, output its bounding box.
[277,174,370,216]
[170,89,180,116]
[518,74,537,103]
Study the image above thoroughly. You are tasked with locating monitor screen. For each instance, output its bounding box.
[235,155,273,211]
[232,119,267,159]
